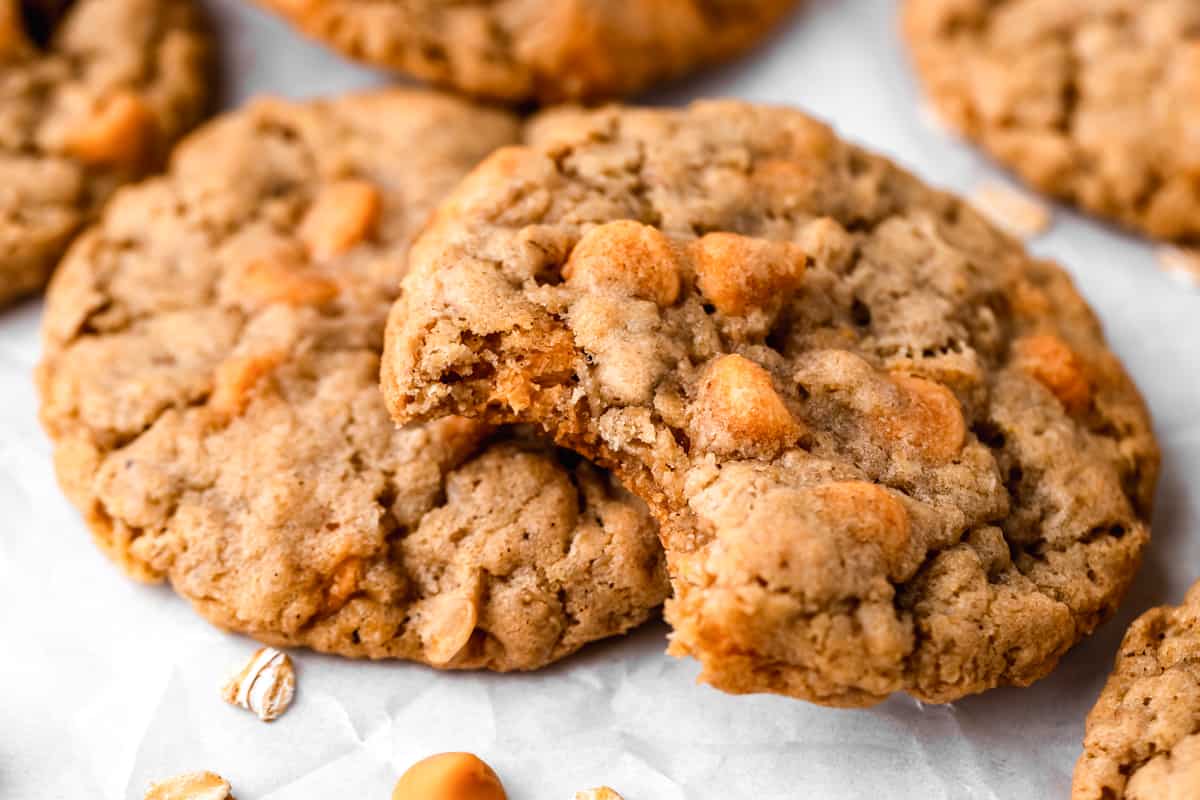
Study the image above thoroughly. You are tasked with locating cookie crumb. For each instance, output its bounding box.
[1156,247,1200,289]
[969,183,1052,238]
[221,647,295,722]
[144,771,233,800]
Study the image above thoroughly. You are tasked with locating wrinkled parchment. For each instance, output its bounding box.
[2,1,1198,797]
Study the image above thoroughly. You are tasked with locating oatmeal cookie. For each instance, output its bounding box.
[0,0,211,306]
[903,0,1200,242]
[37,90,667,670]
[382,100,1159,704]
[256,0,800,104]
[1074,582,1200,799]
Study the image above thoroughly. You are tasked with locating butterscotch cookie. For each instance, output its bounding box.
[1074,583,1200,799]
[382,101,1159,705]
[0,0,211,307]
[37,90,667,670]
[903,0,1200,242]
[256,0,800,104]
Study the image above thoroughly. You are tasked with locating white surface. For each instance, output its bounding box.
[1,1,1198,798]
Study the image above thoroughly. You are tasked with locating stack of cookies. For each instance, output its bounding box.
[10,1,1199,797]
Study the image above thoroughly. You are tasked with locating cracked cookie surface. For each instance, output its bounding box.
[1074,582,1200,799]
[903,0,1200,243]
[256,0,800,104]
[0,0,211,306]
[382,100,1159,705]
[37,90,667,670]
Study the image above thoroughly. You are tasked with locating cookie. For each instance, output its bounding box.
[256,0,799,104]
[0,0,211,307]
[1074,583,1200,799]
[36,90,668,670]
[381,100,1159,704]
[903,0,1200,242]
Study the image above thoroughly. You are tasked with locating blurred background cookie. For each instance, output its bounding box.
[903,0,1200,243]
[0,0,212,307]
[254,0,802,103]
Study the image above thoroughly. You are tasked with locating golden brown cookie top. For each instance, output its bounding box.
[0,0,212,306]
[1074,582,1200,799]
[903,0,1200,243]
[256,0,801,103]
[37,90,667,671]
[383,100,1159,705]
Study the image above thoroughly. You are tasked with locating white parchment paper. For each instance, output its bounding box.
[2,1,1198,797]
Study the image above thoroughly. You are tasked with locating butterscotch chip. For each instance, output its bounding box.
[144,771,233,800]
[323,557,363,613]
[253,0,801,103]
[0,0,211,307]
[808,482,911,578]
[882,373,967,463]
[563,221,682,307]
[1012,334,1091,415]
[209,352,285,418]
[0,0,30,54]
[65,92,157,168]
[689,232,807,316]
[1072,582,1200,799]
[300,179,382,259]
[36,91,667,671]
[904,0,1200,242]
[235,259,340,308]
[689,354,803,459]
[384,100,1157,707]
[392,753,506,800]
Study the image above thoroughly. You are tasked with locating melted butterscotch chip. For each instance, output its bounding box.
[323,557,363,614]
[209,351,284,419]
[234,258,340,308]
[689,232,807,316]
[808,481,910,578]
[300,179,382,259]
[0,0,31,54]
[1012,333,1091,415]
[689,354,803,459]
[882,373,967,464]
[64,91,157,168]
[563,220,681,307]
